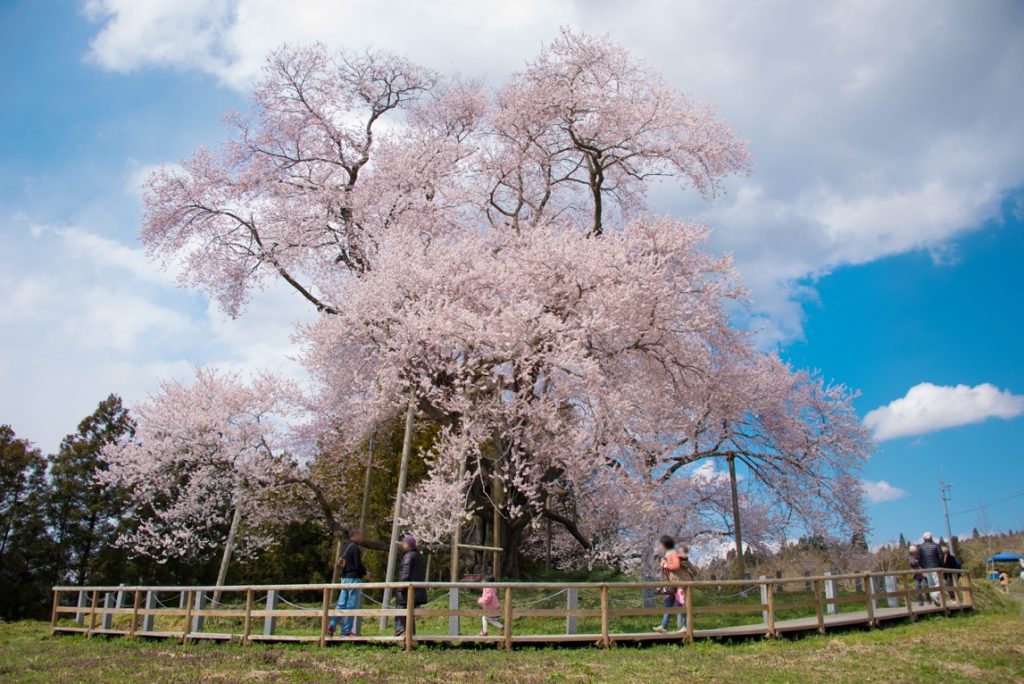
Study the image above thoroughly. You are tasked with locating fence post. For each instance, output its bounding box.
[937,575,949,616]
[759,576,769,624]
[448,587,460,636]
[181,590,194,644]
[685,585,694,642]
[319,587,330,647]
[884,575,898,608]
[102,592,114,630]
[813,580,825,634]
[130,590,141,639]
[116,584,125,610]
[50,589,60,633]
[191,591,205,634]
[903,574,915,621]
[404,585,415,652]
[764,579,776,638]
[75,590,88,625]
[824,572,836,616]
[179,591,187,610]
[87,590,100,638]
[264,590,279,636]
[142,591,156,632]
[864,575,876,627]
[566,588,578,635]
[600,585,610,648]
[241,589,253,643]
[502,586,513,651]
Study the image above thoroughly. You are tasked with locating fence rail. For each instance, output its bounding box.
[51,568,972,650]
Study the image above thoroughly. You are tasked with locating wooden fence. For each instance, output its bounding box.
[51,568,972,650]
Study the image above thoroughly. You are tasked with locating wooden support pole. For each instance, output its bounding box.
[50,589,60,634]
[864,575,875,627]
[962,573,974,607]
[764,579,776,638]
[319,587,330,647]
[382,400,416,628]
[813,580,824,634]
[502,586,513,651]
[404,585,415,652]
[181,590,194,644]
[600,586,610,648]
[87,590,99,638]
[491,470,502,579]
[242,589,254,644]
[684,586,694,643]
[130,590,141,639]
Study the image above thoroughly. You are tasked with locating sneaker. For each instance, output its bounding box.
[653,625,667,634]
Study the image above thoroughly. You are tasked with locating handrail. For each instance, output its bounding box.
[51,568,970,594]
[51,568,973,650]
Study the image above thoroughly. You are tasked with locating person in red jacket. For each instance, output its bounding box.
[477,576,504,636]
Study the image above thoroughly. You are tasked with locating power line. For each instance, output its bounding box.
[950,490,1024,516]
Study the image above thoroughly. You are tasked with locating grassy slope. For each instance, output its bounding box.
[3,588,1022,683]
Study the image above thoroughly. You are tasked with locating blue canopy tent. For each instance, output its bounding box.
[986,552,1023,579]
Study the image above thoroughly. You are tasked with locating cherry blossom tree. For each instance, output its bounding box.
[140,29,869,578]
[99,368,303,587]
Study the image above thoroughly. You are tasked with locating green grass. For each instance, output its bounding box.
[6,592,1023,682]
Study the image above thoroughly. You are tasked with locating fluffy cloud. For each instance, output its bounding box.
[864,382,1024,441]
[82,1,1024,341]
[861,480,909,504]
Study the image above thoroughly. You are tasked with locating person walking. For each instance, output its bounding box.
[477,576,504,636]
[394,535,427,637]
[939,542,961,603]
[327,527,369,637]
[653,536,695,634]
[917,532,943,606]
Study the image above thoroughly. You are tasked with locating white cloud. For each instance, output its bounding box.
[80,1,1024,343]
[861,479,909,504]
[865,382,1024,441]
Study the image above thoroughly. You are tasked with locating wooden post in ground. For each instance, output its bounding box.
[962,573,974,607]
[903,575,915,621]
[50,589,60,634]
[566,588,578,635]
[181,590,194,644]
[87,590,99,638]
[130,590,141,639]
[813,580,824,634]
[404,585,415,652]
[502,586,513,651]
[864,575,875,627]
[491,472,502,579]
[600,586,610,648]
[242,589,254,644]
[684,586,694,643]
[764,579,776,638]
[382,401,416,629]
[319,587,330,647]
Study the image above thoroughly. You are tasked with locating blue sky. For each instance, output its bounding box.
[1,1,1022,546]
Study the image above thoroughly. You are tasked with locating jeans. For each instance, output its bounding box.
[329,578,361,634]
[660,594,686,630]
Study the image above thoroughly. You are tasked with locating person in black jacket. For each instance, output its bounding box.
[394,535,427,637]
[327,527,369,637]
[939,542,961,602]
[918,532,943,606]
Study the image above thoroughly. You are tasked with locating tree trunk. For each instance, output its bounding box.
[381,401,415,627]
[213,504,242,604]
[727,455,745,579]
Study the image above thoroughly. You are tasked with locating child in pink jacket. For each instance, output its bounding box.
[477,576,504,635]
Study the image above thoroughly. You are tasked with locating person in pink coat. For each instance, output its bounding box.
[477,576,504,635]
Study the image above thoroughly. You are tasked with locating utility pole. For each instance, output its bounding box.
[939,481,953,544]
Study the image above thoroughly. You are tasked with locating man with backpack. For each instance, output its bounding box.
[327,527,369,637]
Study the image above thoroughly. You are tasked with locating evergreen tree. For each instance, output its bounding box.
[47,395,134,585]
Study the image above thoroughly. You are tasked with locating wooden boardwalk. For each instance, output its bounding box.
[51,570,972,649]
